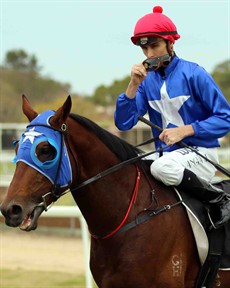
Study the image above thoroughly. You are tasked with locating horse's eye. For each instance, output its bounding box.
[41,147,52,155]
[36,144,57,162]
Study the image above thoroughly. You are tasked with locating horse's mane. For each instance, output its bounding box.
[70,113,142,162]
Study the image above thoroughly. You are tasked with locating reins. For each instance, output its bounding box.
[36,138,172,211]
[70,145,169,192]
[138,116,230,178]
[15,109,229,242]
[30,119,170,209]
[30,119,182,239]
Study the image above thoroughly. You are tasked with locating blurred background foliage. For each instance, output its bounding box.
[0,49,229,126]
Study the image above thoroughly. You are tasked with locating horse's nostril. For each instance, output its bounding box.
[9,204,22,216]
[0,203,24,227]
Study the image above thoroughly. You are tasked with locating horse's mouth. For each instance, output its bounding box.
[19,206,44,231]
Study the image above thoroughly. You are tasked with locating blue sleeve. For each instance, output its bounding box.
[114,85,148,131]
[191,67,230,139]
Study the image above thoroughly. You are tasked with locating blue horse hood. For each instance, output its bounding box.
[15,110,72,188]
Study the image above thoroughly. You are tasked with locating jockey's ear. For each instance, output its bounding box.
[49,95,72,129]
[167,41,174,55]
[22,94,38,122]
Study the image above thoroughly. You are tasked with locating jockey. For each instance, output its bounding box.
[114,6,230,229]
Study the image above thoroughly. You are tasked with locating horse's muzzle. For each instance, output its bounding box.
[0,203,44,231]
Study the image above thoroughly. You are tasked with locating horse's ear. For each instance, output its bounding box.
[22,94,38,122]
[49,96,72,128]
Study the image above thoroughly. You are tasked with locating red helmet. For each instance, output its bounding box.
[131,6,180,45]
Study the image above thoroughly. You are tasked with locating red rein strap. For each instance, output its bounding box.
[91,165,141,240]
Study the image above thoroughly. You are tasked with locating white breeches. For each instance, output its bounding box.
[150,147,219,186]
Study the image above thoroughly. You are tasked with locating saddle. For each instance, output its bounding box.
[176,179,230,287]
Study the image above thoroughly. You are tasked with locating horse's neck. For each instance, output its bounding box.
[66,119,177,238]
[67,119,144,236]
[67,119,120,182]
[75,164,140,235]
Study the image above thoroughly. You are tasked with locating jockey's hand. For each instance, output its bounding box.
[130,63,147,86]
[159,125,195,146]
[125,63,147,98]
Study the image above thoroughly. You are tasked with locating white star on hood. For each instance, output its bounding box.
[148,82,190,128]
[22,127,43,144]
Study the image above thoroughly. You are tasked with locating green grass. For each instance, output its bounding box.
[0,269,98,288]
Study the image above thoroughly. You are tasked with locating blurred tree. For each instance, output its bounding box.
[0,47,229,128]
[31,95,113,127]
[4,49,41,73]
[212,60,230,103]
[0,67,71,122]
[91,85,108,106]
[91,76,130,106]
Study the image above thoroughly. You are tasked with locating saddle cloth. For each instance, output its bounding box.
[175,179,230,270]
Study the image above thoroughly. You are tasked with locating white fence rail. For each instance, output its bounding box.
[0,206,93,288]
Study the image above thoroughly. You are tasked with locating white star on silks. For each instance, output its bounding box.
[148,82,190,128]
[22,127,43,144]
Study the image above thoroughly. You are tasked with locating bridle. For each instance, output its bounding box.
[24,119,166,210]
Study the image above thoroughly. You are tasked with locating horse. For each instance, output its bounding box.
[1,95,229,288]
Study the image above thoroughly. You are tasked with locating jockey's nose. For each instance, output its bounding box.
[145,46,156,58]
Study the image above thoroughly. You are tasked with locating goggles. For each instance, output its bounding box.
[135,37,162,47]
[143,54,171,71]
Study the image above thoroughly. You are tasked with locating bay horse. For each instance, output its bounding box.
[1,96,229,288]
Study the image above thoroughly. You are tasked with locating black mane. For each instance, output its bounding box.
[70,113,142,161]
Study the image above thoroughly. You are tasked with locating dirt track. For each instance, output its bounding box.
[0,229,86,275]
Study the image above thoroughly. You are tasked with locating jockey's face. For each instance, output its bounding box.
[141,39,169,59]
